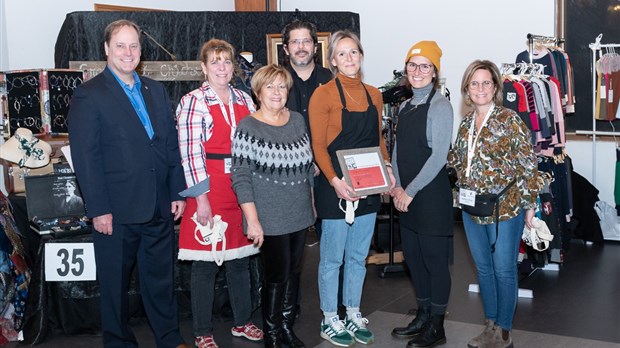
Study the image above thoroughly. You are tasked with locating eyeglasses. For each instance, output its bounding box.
[406,62,433,74]
[469,80,494,90]
[288,38,313,47]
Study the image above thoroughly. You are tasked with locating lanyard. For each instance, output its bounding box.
[465,105,495,178]
[204,85,237,140]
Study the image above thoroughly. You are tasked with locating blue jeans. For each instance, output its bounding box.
[318,213,376,313]
[462,210,524,330]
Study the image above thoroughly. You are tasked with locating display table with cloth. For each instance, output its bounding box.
[8,195,260,345]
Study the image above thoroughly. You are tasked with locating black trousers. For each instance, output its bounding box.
[400,225,451,316]
[260,229,307,283]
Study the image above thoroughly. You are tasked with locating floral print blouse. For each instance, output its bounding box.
[448,105,538,224]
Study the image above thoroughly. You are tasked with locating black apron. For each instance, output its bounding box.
[396,89,453,236]
[315,78,382,219]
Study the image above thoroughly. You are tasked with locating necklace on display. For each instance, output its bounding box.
[411,91,431,111]
[343,87,363,105]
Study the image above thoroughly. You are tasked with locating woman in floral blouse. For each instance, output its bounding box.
[448,60,538,348]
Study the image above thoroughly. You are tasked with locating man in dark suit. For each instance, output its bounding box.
[68,19,189,348]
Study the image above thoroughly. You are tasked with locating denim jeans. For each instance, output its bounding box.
[318,213,376,313]
[461,210,524,330]
[190,257,251,336]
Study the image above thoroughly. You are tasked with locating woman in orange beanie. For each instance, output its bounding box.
[390,40,454,348]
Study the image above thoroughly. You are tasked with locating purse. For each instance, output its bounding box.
[460,179,516,253]
[461,180,516,217]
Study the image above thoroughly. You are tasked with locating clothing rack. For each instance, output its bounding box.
[585,34,620,185]
[527,33,565,64]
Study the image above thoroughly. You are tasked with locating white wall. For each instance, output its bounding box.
[1,0,233,70]
[566,139,616,205]
[1,0,615,205]
[280,0,555,117]
[0,2,7,71]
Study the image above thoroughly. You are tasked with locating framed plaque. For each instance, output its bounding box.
[336,146,391,196]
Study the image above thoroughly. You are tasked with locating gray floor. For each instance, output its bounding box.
[10,223,620,347]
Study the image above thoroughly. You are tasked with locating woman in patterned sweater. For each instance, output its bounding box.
[231,64,315,348]
[448,60,538,348]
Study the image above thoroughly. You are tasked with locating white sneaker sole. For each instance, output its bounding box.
[320,331,355,347]
[231,330,263,341]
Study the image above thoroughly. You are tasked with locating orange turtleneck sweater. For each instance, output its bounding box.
[308,73,389,182]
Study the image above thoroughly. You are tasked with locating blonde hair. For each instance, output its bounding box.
[461,60,503,106]
[326,30,364,75]
[250,64,293,101]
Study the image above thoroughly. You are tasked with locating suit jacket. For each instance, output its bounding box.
[68,67,185,224]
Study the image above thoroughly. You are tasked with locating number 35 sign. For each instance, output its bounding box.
[45,243,97,281]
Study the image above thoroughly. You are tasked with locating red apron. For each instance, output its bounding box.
[178,101,257,261]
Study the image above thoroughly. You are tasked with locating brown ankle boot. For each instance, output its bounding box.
[467,319,494,348]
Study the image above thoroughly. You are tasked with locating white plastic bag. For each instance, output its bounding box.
[522,217,554,251]
[192,214,228,265]
[594,201,620,241]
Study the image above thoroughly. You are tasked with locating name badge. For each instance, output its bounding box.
[459,189,476,207]
[224,158,232,174]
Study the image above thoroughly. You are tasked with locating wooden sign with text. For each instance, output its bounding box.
[69,61,203,81]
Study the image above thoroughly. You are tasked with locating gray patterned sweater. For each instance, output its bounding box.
[231,111,315,236]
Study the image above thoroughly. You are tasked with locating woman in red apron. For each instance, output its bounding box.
[176,39,262,348]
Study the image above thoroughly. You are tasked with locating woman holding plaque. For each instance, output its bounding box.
[308,30,395,347]
[390,41,454,348]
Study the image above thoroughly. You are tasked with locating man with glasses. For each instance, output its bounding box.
[282,19,332,135]
[277,19,332,348]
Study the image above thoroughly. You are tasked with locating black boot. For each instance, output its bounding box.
[392,306,431,338]
[281,275,305,348]
[263,282,285,348]
[407,314,446,348]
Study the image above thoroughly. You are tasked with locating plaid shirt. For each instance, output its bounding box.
[176,81,255,193]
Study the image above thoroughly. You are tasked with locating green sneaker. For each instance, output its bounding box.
[320,316,355,347]
[345,312,374,344]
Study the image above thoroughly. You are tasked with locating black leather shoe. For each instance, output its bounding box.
[392,306,431,338]
[407,314,446,348]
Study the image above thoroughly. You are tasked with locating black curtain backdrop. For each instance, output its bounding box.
[54,11,360,110]
[565,0,620,132]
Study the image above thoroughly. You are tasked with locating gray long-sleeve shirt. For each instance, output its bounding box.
[391,84,454,198]
[231,111,315,236]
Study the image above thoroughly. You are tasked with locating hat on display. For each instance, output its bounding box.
[0,128,52,168]
[522,217,554,252]
[404,40,442,72]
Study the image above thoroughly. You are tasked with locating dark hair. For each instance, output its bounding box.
[282,19,319,65]
[104,19,141,45]
[461,60,503,106]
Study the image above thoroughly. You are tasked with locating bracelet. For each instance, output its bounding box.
[385,163,392,168]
